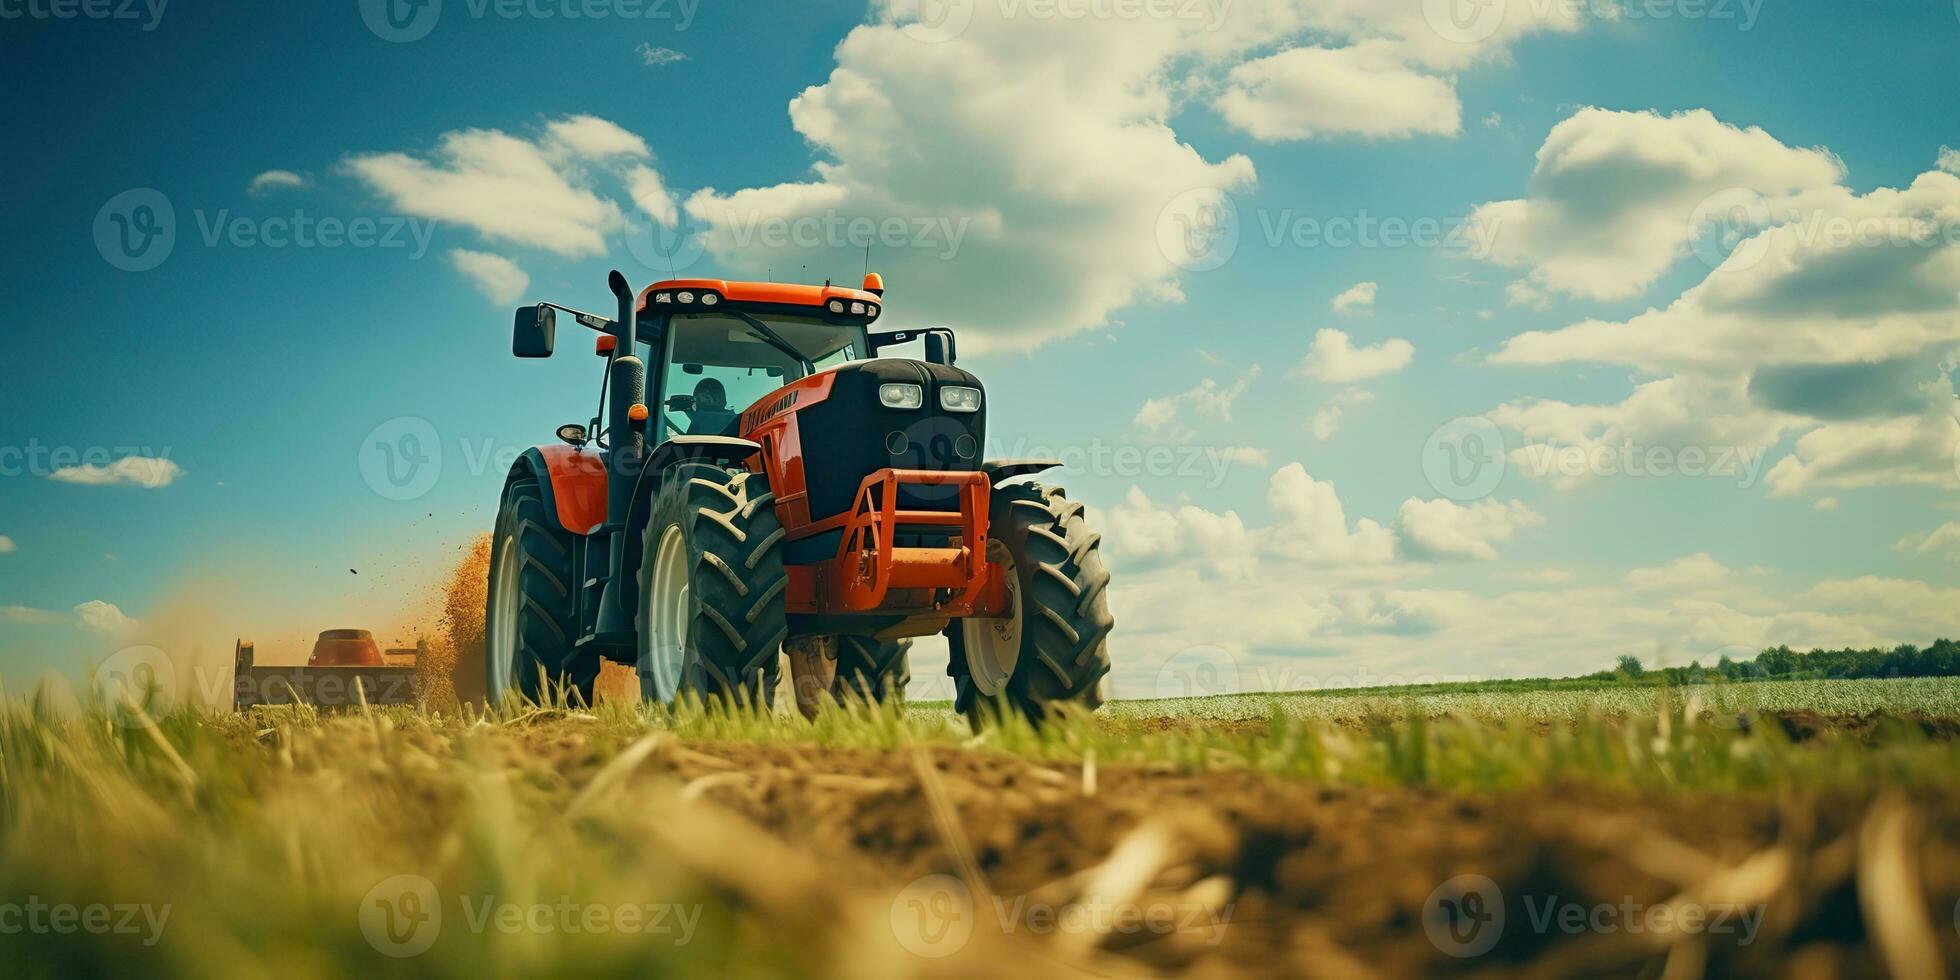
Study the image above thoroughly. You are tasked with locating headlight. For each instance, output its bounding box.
[676,290,696,304]
[878,383,924,410]
[939,386,982,413]
[699,293,719,306]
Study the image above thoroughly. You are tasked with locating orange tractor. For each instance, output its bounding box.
[469,270,1113,722]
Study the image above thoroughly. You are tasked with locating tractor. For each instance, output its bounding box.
[471,269,1113,723]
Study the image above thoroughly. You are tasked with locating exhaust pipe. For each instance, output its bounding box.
[598,271,646,636]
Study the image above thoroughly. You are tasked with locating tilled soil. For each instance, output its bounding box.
[523,726,1960,979]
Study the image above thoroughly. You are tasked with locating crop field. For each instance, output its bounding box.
[4,679,1960,978]
[1099,676,1960,726]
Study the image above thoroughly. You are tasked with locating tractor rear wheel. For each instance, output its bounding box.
[948,482,1113,726]
[830,636,913,704]
[635,463,788,710]
[484,478,596,705]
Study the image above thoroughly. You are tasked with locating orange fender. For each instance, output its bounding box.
[528,444,609,535]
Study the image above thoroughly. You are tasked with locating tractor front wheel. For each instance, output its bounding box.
[948,482,1113,726]
[484,478,596,705]
[635,463,788,709]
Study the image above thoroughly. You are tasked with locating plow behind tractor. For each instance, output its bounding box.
[231,629,421,709]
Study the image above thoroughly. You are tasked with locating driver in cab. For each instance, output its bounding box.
[682,378,739,436]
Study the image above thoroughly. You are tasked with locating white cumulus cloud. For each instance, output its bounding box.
[1397,498,1544,561]
[73,600,135,636]
[48,456,184,489]
[449,249,530,306]
[1295,328,1414,382]
[1623,553,1730,591]
[1216,44,1460,141]
[1133,366,1261,440]
[248,170,307,195]
[345,116,643,257]
[1330,281,1377,316]
[1467,108,1844,302]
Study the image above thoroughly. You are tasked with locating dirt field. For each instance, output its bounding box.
[6,693,1960,978]
[523,714,1960,979]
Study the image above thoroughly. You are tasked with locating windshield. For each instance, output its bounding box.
[658,312,869,438]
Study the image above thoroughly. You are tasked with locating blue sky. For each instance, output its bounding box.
[3,0,1958,697]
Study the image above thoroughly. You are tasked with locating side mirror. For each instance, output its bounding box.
[924,329,957,365]
[514,306,556,358]
[556,423,588,447]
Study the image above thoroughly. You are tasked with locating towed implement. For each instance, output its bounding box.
[465,271,1114,722]
[233,629,421,708]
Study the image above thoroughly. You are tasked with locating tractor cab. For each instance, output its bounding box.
[636,279,883,441]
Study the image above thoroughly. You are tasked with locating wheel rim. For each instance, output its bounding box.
[643,524,690,703]
[961,542,1021,696]
[487,532,520,699]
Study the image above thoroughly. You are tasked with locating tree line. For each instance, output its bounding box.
[1601,640,1960,685]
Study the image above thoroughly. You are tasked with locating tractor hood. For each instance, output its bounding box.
[744,358,986,524]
